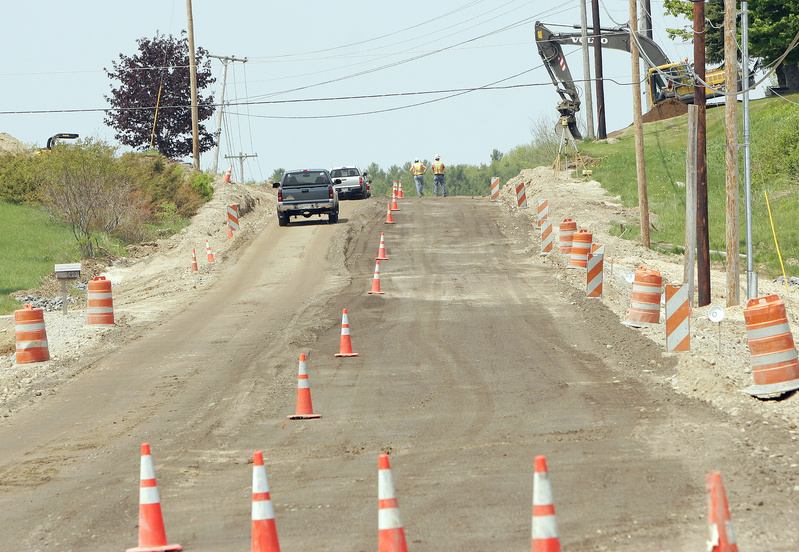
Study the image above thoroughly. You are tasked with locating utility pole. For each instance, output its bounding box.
[742,0,756,299]
[630,0,649,248]
[591,0,607,139]
[208,54,248,175]
[224,152,258,185]
[694,0,711,306]
[685,105,698,304]
[186,0,200,169]
[640,0,654,108]
[724,0,740,306]
[580,0,595,140]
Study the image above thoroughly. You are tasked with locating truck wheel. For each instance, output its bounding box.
[278,213,288,226]
[329,212,339,224]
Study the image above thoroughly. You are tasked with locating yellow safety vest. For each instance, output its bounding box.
[412,162,425,175]
[432,161,444,174]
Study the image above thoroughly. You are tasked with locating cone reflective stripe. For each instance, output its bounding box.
[516,181,528,208]
[378,454,408,552]
[586,244,604,298]
[537,199,548,227]
[376,232,388,260]
[531,455,560,552]
[252,451,281,552]
[335,308,359,357]
[206,240,216,263]
[665,284,690,351]
[190,249,198,271]
[126,443,181,552]
[368,261,385,295]
[288,353,321,419]
[490,176,500,201]
[706,472,738,552]
[540,220,553,257]
[384,203,395,224]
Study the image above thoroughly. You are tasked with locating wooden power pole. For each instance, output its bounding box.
[629,0,649,248]
[580,0,595,140]
[591,0,607,139]
[724,0,740,306]
[694,0,711,306]
[186,0,200,169]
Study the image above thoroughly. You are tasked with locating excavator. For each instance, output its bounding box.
[535,21,733,139]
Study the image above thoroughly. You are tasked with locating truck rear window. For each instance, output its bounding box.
[284,171,329,186]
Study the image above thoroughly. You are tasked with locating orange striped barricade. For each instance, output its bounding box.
[515,181,528,208]
[742,294,799,397]
[623,266,662,328]
[489,177,500,201]
[586,244,604,298]
[558,219,577,255]
[15,304,50,364]
[568,229,592,269]
[540,220,553,257]
[537,199,548,228]
[87,276,115,325]
[227,204,240,231]
[665,284,690,352]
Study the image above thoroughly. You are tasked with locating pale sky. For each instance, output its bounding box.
[2,1,729,182]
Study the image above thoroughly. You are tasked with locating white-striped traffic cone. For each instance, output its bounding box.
[126,443,182,552]
[206,239,216,263]
[376,232,388,260]
[706,472,738,552]
[334,308,359,357]
[252,451,281,552]
[368,261,385,295]
[287,353,321,419]
[531,455,560,552]
[378,454,407,552]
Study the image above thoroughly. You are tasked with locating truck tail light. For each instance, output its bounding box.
[277,189,282,202]
[359,177,364,184]
[329,186,335,200]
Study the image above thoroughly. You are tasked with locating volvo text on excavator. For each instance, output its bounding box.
[535,21,742,139]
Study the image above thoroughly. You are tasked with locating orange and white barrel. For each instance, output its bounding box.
[586,244,604,298]
[15,304,50,364]
[87,276,115,325]
[515,181,528,208]
[568,229,592,269]
[558,219,577,255]
[490,177,500,201]
[540,220,553,257]
[743,294,799,396]
[537,199,548,228]
[623,266,662,327]
[665,284,690,351]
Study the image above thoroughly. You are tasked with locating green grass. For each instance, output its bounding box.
[0,203,81,312]
[580,93,799,278]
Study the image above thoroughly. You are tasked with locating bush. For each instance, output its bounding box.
[190,172,215,201]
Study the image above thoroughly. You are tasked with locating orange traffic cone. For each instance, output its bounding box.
[376,232,388,260]
[706,472,738,552]
[288,353,321,419]
[190,249,198,272]
[334,308,359,357]
[223,165,232,183]
[390,189,399,211]
[378,454,408,552]
[532,455,560,552]
[252,451,282,552]
[227,225,233,239]
[384,203,395,225]
[126,443,182,552]
[368,261,385,295]
[398,181,404,199]
[205,239,216,263]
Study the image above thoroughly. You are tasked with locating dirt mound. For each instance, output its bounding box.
[642,98,689,123]
[0,132,27,155]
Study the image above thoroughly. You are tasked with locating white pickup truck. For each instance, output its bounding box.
[329,166,371,200]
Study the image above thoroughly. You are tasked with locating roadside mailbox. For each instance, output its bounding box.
[54,263,81,315]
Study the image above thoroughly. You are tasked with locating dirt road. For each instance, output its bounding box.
[0,197,797,551]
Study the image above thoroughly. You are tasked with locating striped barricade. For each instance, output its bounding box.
[586,244,604,298]
[490,177,500,201]
[540,219,553,257]
[665,284,690,351]
[537,199,548,228]
[227,204,240,231]
[515,181,528,208]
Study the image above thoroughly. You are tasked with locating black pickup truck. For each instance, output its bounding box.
[273,169,340,226]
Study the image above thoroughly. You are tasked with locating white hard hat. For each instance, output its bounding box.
[435,154,440,159]
[414,157,419,162]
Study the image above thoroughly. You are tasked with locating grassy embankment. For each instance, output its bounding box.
[579,92,799,279]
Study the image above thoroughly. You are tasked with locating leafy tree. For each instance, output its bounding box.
[105,32,216,158]
[268,168,285,183]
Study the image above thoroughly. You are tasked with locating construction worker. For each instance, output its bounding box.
[411,157,427,197]
[432,154,446,197]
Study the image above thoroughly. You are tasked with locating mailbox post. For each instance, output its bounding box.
[54,263,81,314]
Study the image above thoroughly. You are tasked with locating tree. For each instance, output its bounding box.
[105,32,216,159]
